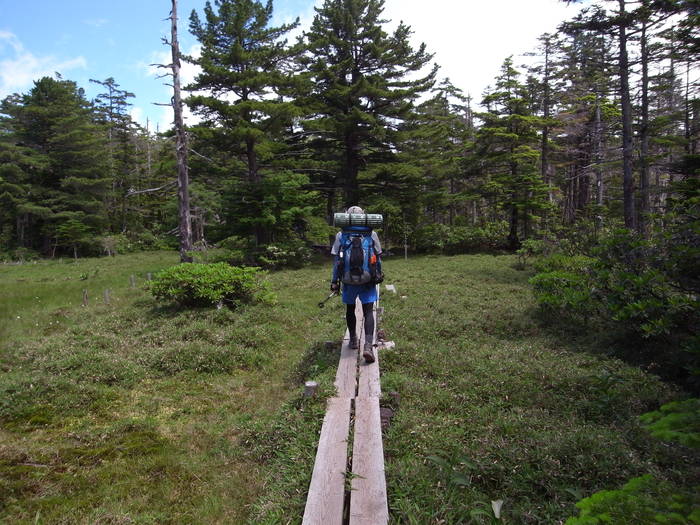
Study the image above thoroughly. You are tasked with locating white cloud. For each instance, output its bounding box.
[132,44,203,130]
[83,18,108,28]
[381,0,585,105]
[0,31,86,99]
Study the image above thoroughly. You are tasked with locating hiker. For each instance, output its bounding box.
[330,205,383,363]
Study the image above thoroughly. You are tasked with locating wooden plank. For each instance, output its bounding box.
[334,328,358,398]
[357,305,381,398]
[349,397,388,525]
[335,299,363,397]
[302,397,352,525]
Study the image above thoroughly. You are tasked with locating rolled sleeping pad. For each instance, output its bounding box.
[333,213,383,228]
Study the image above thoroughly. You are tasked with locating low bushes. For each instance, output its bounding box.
[196,236,312,270]
[566,474,700,525]
[149,262,274,308]
[412,221,509,254]
[530,228,699,389]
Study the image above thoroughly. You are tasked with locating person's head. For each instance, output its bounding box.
[347,205,364,214]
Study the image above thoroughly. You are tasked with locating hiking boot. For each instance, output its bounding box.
[363,343,375,363]
[349,335,359,350]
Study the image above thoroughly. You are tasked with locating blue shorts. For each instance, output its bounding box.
[342,283,378,305]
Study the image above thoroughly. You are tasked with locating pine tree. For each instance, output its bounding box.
[187,0,300,245]
[0,76,108,256]
[300,0,436,207]
[476,58,550,248]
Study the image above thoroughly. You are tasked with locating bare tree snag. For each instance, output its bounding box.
[170,0,193,262]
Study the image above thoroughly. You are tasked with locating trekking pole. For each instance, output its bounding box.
[318,291,338,308]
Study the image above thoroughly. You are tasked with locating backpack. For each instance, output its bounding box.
[338,228,378,285]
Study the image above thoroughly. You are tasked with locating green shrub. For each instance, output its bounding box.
[11,247,40,262]
[217,235,251,252]
[101,232,170,255]
[640,398,700,449]
[149,263,274,308]
[413,222,508,254]
[516,238,548,268]
[188,247,245,266]
[565,475,700,524]
[533,253,596,274]
[592,230,698,341]
[255,241,311,270]
[529,270,597,322]
[303,215,335,245]
[214,236,311,269]
[530,228,699,387]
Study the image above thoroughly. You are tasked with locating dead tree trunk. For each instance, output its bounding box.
[618,0,636,229]
[638,13,651,235]
[170,0,193,262]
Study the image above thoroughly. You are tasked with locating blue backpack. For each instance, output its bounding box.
[338,228,378,285]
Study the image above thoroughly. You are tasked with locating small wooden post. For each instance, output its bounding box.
[147,272,152,281]
[103,289,110,304]
[130,274,136,288]
[304,381,318,398]
[82,289,88,307]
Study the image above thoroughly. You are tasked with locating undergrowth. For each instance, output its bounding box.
[247,254,699,524]
[1,252,696,523]
[0,251,344,523]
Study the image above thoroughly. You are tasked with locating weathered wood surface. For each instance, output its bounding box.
[335,300,364,397]
[357,305,381,398]
[305,292,388,524]
[349,396,388,525]
[302,397,352,525]
[334,327,358,398]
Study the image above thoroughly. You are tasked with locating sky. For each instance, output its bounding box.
[0,0,588,131]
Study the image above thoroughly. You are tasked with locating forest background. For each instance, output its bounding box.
[0,0,698,384]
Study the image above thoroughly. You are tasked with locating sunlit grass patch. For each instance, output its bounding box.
[1,252,695,523]
[246,253,698,524]
[0,251,344,523]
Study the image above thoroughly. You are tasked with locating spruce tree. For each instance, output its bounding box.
[399,78,472,225]
[477,58,550,249]
[187,0,300,245]
[90,77,138,232]
[300,0,436,208]
[0,76,108,255]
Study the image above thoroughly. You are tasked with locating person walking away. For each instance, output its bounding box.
[330,206,383,363]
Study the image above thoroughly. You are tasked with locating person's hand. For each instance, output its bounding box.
[330,281,340,293]
[374,272,384,284]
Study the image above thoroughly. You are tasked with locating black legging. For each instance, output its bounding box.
[346,302,375,342]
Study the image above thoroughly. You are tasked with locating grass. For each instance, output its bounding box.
[247,253,700,524]
[1,251,697,524]
[0,252,343,524]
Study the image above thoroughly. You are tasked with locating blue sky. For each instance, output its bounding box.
[0,0,585,131]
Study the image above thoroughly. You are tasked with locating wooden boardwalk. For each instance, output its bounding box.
[302,297,388,525]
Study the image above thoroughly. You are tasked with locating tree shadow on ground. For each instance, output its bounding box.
[290,340,343,384]
[531,308,699,395]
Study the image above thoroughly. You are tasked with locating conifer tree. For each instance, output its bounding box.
[0,76,108,255]
[300,0,436,207]
[90,77,138,232]
[477,58,550,248]
[400,78,472,225]
[187,0,300,245]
